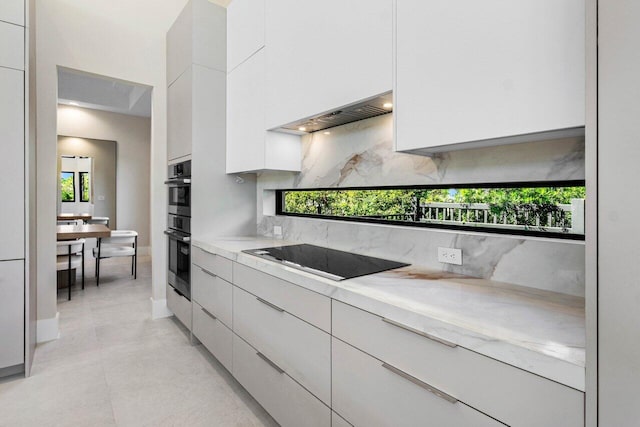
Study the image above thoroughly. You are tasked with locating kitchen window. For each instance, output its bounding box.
[277,181,586,240]
[79,171,91,202]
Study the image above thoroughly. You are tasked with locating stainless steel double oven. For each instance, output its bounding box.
[165,160,191,299]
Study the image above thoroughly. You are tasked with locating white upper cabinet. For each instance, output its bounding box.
[167,0,226,86]
[227,0,265,72]
[227,48,300,173]
[264,0,393,130]
[0,0,24,26]
[167,68,193,161]
[395,0,585,154]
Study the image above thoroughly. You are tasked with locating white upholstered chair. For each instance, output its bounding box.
[93,230,138,286]
[56,239,86,300]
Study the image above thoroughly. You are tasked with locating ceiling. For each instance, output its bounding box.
[57,68,153,118]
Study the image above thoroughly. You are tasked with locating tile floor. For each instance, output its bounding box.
[0,256,278,427]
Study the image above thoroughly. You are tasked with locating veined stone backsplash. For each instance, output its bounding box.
[257,114,585,297]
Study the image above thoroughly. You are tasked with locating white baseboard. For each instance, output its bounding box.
[151,297,173,319]
[37,313,60,343]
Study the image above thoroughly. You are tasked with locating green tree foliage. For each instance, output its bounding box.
[60,172,75,202]
[283,186,586,230]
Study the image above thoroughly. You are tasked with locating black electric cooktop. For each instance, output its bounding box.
[243,244,409,281]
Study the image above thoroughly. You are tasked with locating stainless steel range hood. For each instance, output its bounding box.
[275,92,393,134]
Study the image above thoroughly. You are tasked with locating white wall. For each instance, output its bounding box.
[57,106,151,248]
[35,0,196,340]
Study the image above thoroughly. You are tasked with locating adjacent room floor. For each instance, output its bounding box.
[0,256,277,427]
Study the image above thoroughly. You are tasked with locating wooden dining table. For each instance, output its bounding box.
[57,224,111,300]
[57,213,93,222]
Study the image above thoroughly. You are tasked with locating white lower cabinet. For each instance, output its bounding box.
[192,246,233,284]
[166,284,192,331]
[232,333,331,427]
[0,260,24,369]
[191,265,232,328]
[332,300,584,427]
[233,285,331,404]
[332,338,502,427]
[192,302,232,371]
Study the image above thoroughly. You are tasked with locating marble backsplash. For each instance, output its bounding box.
[256,114,586,297]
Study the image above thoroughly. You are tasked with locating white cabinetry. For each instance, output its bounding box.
[0,0,24,26]
[166,0,226,162]
[0,22,24,70]
[232,334,331,427]
[332,300,584,427]
[333,338,502,427]
[264,0,393,130]
[395,0,585,154]
[233,285,331,404]
[227,0,264,72]
[0,260,24,369]
[166,284,192,331]
[0,67,24,261]
[226,48,300,173]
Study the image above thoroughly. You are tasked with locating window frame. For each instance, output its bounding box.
[79,171,90,203]
[275,180,586,241]
[60,171,76,203]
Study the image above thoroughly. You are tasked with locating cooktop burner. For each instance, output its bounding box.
[243,244,409,281]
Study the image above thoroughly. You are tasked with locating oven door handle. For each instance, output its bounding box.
[164,230,191,242]
[164,178,191,185]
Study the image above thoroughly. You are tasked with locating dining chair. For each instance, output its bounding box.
[56,239,86,300]
[86,216,110,227]
[93,230,138,286]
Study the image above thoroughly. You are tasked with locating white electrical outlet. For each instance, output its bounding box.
[437,247,462,265]
[273,225,283,236]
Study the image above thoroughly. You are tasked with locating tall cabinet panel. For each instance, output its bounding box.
[0,0,26,377]
[227,0,264,72]
[0,67,24,261]
[395,0,585,154]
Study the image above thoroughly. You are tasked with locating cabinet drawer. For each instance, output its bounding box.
[333,338,501,427]
[191,264,232,327]
[233,286,331,404]
[192,246,232,283]
[0,22,23,70]
[193,302,232,372]
[332,301,584,427]
[232,334,330,427]
[166,284,191,331]
[233,263,330,332]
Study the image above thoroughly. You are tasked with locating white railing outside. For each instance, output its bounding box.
[419,198,585,234]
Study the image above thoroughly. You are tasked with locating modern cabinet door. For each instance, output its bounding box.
[264,0,393,129]
[0,67,24,261]
[0,260,24,369]
[167,68,192,161]
[0,0,24,26]
[332,338,503,427]
[0,21,24,70]
[395,0,585,154]
[226,48,300,173]
[227,0,264,72]
[166,0,226,86]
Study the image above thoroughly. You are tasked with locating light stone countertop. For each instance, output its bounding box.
[192,236,586,391]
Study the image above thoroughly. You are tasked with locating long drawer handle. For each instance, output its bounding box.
[256,297,284,313]
[200,307,217,320]
[200,267,216,278]
[256,352,285,374]
[382,317,457,348]
[382,362,458,404]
